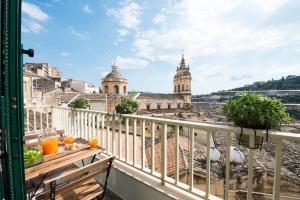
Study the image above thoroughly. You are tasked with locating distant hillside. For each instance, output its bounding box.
[230,75,300,91]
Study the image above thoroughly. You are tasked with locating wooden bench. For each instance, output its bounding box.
[37,156,115,200]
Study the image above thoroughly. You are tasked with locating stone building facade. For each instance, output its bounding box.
[24,63,60,77]
[101,64,128,95]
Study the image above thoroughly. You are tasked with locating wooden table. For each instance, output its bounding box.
[25,144,104,199]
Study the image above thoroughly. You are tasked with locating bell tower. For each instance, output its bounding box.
[173,52,192,103]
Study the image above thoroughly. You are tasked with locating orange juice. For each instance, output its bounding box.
[41,138,58,155]
[89,139,98,147]
[64,137,74,144]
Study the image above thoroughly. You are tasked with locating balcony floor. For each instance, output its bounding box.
[102,189,124,200]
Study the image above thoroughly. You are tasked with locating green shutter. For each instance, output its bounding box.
[0,0,26,199]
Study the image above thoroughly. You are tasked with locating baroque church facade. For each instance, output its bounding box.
[101,54,192,113]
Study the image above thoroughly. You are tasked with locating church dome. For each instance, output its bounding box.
[102,64,127,81]
[101,64,128,96]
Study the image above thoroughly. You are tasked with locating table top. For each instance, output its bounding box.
[25,145,104,181]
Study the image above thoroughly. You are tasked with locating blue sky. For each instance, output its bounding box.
[22,0,300,94]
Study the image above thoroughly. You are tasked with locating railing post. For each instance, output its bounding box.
[224,131,231,200]
[80,111,84,139]
[88,112,92,140]
[101,115,105,148]
[175,125,180,184]
[273,138,282,200]
[106,115,110,153]
[247,133,255,200]
[33,109,37,131]
[50,106,54,130]
[206,131,211,198]
[26,108,30,132]
[40,107,43,131]
[118,116,122,159]
[112,114,115,155]
[92,113,96,140]
[46,107,49,130]
[141,120,145,170]
[125,118,129,162]
[133,119,137,166]
[161,123,168,185]
[84,112,88,140]
[189,128,194,191]
[97,114,101,148]
[151,122,155,174]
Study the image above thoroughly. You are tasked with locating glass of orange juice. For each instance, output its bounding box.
[89,139,98,148]
[64,137,74,144]
[41,137,58,155]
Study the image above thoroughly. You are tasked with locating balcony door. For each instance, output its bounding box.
[0,0,26,199]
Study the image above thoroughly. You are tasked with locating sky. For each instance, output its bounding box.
[22,0,300,94]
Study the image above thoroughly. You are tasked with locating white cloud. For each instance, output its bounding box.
[82,4,93,14]
[153,14,166,24]
[133,0,290,64]
[61,52,71,57]
[22,20,44,34]
[22,2,49,21]
[115,56,149,69]
[118,29,129,37]
[106,1,143,30]
[69,27,86,40]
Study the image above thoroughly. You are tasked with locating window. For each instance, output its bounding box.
[104,85,109,94]
[123,86,127,94]
[113,85,119,94]
[177,103,181,108]
[168,104,171,109]
[178,84,180,92]
[147,104,151,110]
[157,104,161,109]
[182,84,184,91]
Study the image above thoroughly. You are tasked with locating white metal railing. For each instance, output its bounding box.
[24,106,53,134]
[24,106,300,200]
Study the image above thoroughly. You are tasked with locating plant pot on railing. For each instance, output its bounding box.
[223,92,292,150]
[115,99,139,114]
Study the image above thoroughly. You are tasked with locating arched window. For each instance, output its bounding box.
[178,84,180,92]
[104,85,109,94]
[182,84,184,91]
[174,85,176,92]
[123,86,127,94]
[113,85,119,94]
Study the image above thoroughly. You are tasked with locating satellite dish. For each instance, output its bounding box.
[230,146,245,164]
[210,146,221,162]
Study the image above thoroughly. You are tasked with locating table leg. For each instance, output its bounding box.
[29,173,48,200]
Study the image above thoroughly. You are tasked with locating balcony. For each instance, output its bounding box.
[24,106,300,200]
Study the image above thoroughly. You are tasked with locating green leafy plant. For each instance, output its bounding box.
[115,99,139,114]
[24,147,43,167]
[74,97,90,109]
[223,92,292,130]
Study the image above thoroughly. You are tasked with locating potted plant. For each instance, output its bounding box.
[115,99,139,114]
[73,97,90,109]
[223,92,291,149]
